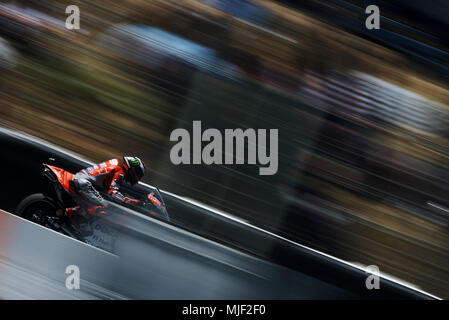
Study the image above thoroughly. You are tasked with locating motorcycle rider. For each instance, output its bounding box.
[65,156,145,219]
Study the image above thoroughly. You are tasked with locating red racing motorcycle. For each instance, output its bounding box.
[14,161,170,249]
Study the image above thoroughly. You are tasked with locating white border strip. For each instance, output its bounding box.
[428,202,449,214]
[0,126,441,299]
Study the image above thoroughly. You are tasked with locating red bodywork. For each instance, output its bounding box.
[45,164,78,195]
[147,193,162,208]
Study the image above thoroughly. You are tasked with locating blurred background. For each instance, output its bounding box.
[0,0,448,298]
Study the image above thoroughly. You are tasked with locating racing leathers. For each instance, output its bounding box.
[66,158,140,217]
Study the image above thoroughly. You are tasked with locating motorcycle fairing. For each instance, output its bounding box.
[147,192,168,217]
[44,164,77,195]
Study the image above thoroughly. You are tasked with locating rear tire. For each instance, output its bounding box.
[15,193,57,225]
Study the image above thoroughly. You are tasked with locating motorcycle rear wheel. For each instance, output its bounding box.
[15,193,57,226]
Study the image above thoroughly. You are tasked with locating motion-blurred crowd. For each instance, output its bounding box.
[0,0,448,297]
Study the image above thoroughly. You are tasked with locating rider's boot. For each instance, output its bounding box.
[65,205,82,219]
[65,206,89,227]
[65,205,92,236]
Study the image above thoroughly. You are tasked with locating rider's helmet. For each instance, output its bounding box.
[122,156,145,185]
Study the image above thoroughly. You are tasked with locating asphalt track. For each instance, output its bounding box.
[0,127,439,299]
